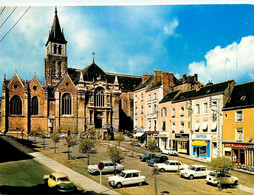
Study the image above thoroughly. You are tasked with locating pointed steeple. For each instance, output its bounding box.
[114,76,119,85]
[46,7,67,46]
[79,72,85,84]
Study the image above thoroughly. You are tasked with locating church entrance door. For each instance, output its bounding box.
[95,112,103,128]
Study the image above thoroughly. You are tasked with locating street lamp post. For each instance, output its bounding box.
[186,100,193,156]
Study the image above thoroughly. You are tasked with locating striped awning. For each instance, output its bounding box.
[192,140,207,146]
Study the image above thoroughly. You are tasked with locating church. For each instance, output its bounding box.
[0,8,142,137]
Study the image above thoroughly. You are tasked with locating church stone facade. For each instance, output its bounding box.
[0,8,142,137]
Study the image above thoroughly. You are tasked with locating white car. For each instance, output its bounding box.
[87,160,124,175]
[155,160,188,172]
[161,148,178,156]
[107,170,146,188]
[180,165,208,179]
[206,171,238,187]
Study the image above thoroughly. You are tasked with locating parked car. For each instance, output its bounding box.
[154,160,188,172]
[139,153,156,162]
[161,148,178,156]
[147,155,168,166]
[87,160,124,175]
[180,165,208,179]
[43,172,76,192]
[107,170,146,188]
[206,172,238,187]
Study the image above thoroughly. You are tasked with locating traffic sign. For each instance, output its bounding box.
[98,162,105,170]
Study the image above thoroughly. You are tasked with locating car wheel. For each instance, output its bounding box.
[139,182,143,186]
[116,182,122,188]
[234,180,238,185]
[43,179,48,185]
[95,171,100,175]
[189,175,194,180]
[160,168,165,173]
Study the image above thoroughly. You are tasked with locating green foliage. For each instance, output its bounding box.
[129,138,139,157]
[147,138,158,152]
[50,132,61,153]
[209,156,233,174]
[115,134,125,147]
[65,136,77,160]
[72,127,79,135]
[152,166,159,195]
[80,128,97,139]
[107,145,124,164]
[78,138,97,165]
[152,166,160,176]
[37,128,46,149]
[55,126,63,133]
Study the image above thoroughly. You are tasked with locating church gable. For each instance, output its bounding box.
[7,74,26,96]
[29,75,44,93]
[55,74,76,94]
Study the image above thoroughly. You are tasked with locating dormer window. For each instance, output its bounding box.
[240,96,246,101]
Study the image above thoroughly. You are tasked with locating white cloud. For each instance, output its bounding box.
[188,36,254,85]
[163,17,178,36]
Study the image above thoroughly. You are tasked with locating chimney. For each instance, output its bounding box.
[162,73,170,97]
[194,73,198,82]
[183,73,186,83]
[154,69,162,84]
[169,72,174,87]
[142,72,150,84]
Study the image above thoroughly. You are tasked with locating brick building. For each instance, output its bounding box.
[0,8,141,137]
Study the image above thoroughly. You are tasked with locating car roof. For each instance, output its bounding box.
[190,165,207,168]
[166,160,179,162]
[100,160,113,164]
[122,170,141,173]
[51,172,68,178]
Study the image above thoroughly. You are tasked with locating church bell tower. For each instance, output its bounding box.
[44,7,68,87]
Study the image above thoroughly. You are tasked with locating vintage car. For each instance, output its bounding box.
[147,155,168,167]
[107,170,146,188]
[154,160,188,172]
[161,148,178,156]
[179,165,209,179]
[206,172,238,187]
[87,160,124,175]
[139,153,156,162]
[43,172,76,192]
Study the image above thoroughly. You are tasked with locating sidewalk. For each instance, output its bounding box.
[29,152,120,195]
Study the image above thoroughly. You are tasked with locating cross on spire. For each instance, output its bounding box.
[92,52,95,63]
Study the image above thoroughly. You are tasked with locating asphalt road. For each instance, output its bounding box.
[0,137,86,195]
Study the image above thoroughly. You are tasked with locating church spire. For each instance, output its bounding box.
[46,7,67,46]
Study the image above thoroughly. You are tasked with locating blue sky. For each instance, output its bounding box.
[1,5,254,95]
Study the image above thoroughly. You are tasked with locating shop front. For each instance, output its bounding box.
[173,134,189,154]
[158,132,169,150]
[223,143,254,166]
[146,131,159,147]
[192,134,211,159]
[134,129,146,143]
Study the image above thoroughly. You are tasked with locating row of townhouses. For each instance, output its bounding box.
[133,70,254,167]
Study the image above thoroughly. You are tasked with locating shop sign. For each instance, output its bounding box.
[175,134,189,139]
[147,131,159,135]
[193,134,211,140]
[224,143,254,148]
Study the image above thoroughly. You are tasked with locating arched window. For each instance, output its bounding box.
[62,93,72,115]
[58,45,62,54]
[95,87,104,107]
[10,95,22,115]
[31,96,38,115]
[58,61,62,78]
[54,44,57,54]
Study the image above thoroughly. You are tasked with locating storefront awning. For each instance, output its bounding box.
[192,140,207,146]
[134,132,145,137]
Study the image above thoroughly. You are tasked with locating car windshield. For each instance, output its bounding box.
[119,172,126,177]
[58,177,69,182]
[188,166,196,171]
[145,153,150,156]
[165,161,169,165]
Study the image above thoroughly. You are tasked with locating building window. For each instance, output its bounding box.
[153,104,157,113]
[180,107,184,117]
[148,94,151,101]
[195,121,200,132]
[31,96,38,115]
[211,120,217,132]
[135,107,137,115]
[180,122,184,133]
[235,110,243,122]
[141,93,144,100]
[90,111,93,123]
[154,93,157,100]
[203,103,208,114]
[95,87,104,107]
[172,108,176,118]
[172,122,175,133]
[202,120,208,132]
[58,45,62,54]
[62,93,72,115]
[154,120,157,131]
[236,128,243,142]
[162,121,166,131]
[54,44,57,54]
[141,105,144,114]
[161,107,167,117]
[148,104,151,114]
[10,95,22,115]
[141,118,144,127]
[149,120,151,129]
[195,104,200,115]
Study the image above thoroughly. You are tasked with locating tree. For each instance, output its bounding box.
[30,127,40,144]
[50,132,60,153]
[78,138,97,166]
[72,127,79,135]
[107,145,124,175]
[64,136,77,160]
[147,138,158,152]
[152,166,160,195]
[115,134,125,148]
[56,126,63,134]
[37,128,46,149]
[208,156,233,190]
[80,128,97,139]
[129,138,139,157]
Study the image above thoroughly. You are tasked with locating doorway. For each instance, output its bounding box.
[95,112,103,128]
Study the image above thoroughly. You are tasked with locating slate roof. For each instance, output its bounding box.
[173,80,234,102]
[175,75,198,86]
[159,90,180,104]
[134,75,154,91]
[146,81,162,92]
[68,63,142,92]
[223,81,254,110]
